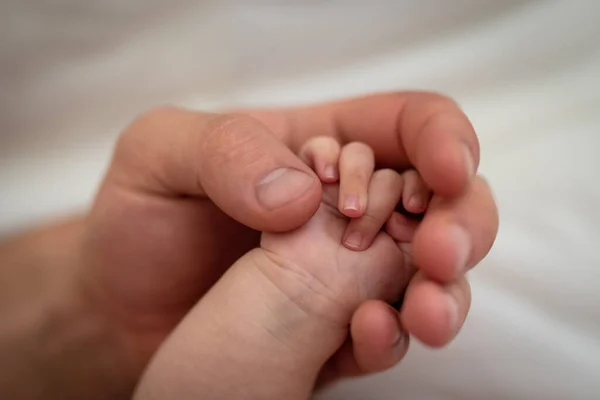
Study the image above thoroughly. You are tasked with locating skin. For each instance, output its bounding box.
[136,173,417,399]
[0,92,498,399]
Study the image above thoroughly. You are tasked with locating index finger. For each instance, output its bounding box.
[245,92,479,196]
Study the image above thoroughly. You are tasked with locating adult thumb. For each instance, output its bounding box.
[109,106,322,232]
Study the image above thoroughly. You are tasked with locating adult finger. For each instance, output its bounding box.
[350,300,409,372]
[245,91,479,196]
[400,272,471,347]
[314,300,409,388]
[108,107,322,232]
[412,176,499,282]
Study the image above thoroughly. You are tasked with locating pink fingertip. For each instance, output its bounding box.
[407,194,424,213]
[322,164,338,182]
[342,194,362,217]
[344,231,363,250]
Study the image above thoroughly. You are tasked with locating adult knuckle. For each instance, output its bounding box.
[113,105,183,166]
[400,92,464,139]
[137,105,182,123]
[128,106,187,139]
[119,105,188,145]
[201,113,269,168]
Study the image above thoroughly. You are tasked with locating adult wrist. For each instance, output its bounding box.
[0,218,134,399]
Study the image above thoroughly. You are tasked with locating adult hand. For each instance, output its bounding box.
[0,92,498,399]
[91,92,496,390]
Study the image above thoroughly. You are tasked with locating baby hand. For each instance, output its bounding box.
[298,136,430,252]
[261,137,430,327]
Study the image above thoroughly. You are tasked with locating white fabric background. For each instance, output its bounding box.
[1,1,599,399]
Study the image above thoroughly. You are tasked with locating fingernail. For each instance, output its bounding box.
[391,321,403,345]
[344,231,362,250]
[448,224,471,274]
[322,165,338,181]
[445,294,460,334]
[256,168,315,210]
[463,145,475,179]
[392,334,407,358]
[343,194,360,213]
[407,194,423,211]
[389,308,406,357]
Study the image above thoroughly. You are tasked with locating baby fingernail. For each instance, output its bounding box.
[343,195,360,212]
[344,231,362,250]
[323,165,337,181]
[448,224,471,274]
[408,194,423,211]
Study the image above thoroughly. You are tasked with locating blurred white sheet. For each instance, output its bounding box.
[1,0,599,398]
